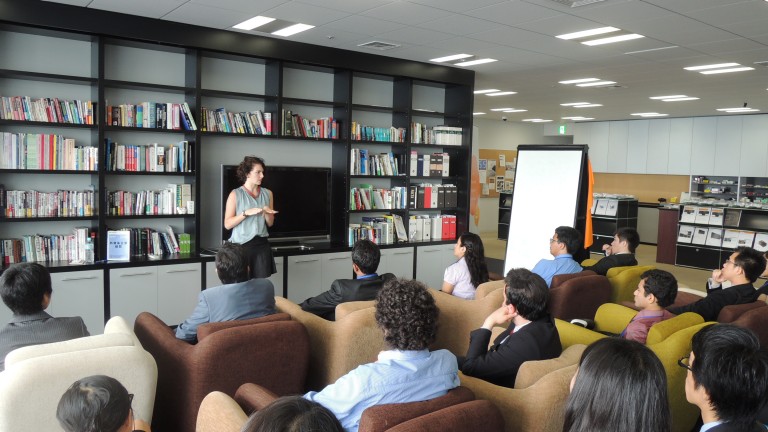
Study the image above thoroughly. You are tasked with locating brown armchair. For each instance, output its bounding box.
[548,273,611,321]
[134,312,309,432]
[385,400,505,432]
[719,301,768,346]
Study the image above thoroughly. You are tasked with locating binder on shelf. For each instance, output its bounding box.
[595,199,608,215]
[691,227,709,245]
[409,151,418,176]
[724,209,742,227]
[678,225,694,244]
[392,214,408,242]
[107,230,130,261]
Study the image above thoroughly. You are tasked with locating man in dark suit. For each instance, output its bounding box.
[684,324,768,431]
[0,262,89,371]
[458,268,561,388]
[176,242,276,342]
[300,239,395,321]
[582,227,639,275]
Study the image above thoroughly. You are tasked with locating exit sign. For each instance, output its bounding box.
[558,125,567,135]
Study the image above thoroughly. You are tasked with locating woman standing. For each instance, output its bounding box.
[224,156,277,279]
[441,232,489,299]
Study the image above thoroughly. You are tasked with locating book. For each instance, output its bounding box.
[106,230,130,261]
[392,214,408,242]
[604,199,619,217]
[691,227,709,245]
[677,225,694,244]
[694,207,712,225]
[680,205,697,223]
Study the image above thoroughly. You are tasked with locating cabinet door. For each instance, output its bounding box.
[269,257,284,298]
[157,263,201,326]
[286,255,323,304]
[416,245,451,290]
[379,247,414,279]
[205,261,219,289]
[50,270,105,334]
[110,267,158,327]
[321,252,352,294]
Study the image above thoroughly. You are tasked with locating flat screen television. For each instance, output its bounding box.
[221,165,332,241]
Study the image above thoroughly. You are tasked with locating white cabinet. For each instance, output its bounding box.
[691,117,717,175]
[205,257,284,297]
[607,121,628,173]
[714,116,742,176]
[626,120,649,174]
[321,252,352,292]
[647,119,670,174]
[668,118,693,175]
[50,270,105,334]
[741,115,768,177]
[286,255,322,304]
[110,263,201,327]
[379,247,414,279]
[416,244,456,290]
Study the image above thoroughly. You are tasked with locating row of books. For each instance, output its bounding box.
[106,102,197,130]
[1,132,99,171]
[410,124,462,146]
[350,149,402,176]
[350,122,406,142]
[199,108,272,135]
[408,215,457,242]
[347,213,458,245]
[409,151,450,177]
[1,227,94,265]
[105,139,192,173]
[1,188,96,218]
[350,186,407,210]
[281,110,339,139]
[110,226,191,258]
[106,184,192,216]
[678,225,768,252]
[680,206,733,226]
[591,199,620,216]
[1,96,96,125]
[409,184,458,209]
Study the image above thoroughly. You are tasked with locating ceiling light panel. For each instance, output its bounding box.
[430,54,473,62]
[699,67,755,75]
[474,89,500,94]
[574,104,602,108]
[558,78,599,84]
[662,97,699,102]
[576,81,616,87]
[556,26,619,40]
[582,34,644,46]
[272,23,315,37]
[455,58,497,66]
[560,102,591,106]
[684,63,740,71]
[649,95,686,100]
[233,16,275,30]
[487,91,517,96]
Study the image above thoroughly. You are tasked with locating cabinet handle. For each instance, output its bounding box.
[164,269,197,274]
[294,258,319,264]
[119,272,153,277]
[392,251,412,255]
[327,257,348,261]
[422,249,439,253]
[60,276,98,281]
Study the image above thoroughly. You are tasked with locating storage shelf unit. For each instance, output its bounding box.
[589,198,638,253]
[689,175,738,201]
[498,192,512,240]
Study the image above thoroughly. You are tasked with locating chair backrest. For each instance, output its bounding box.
[549,274,611,321]
[359,386,475,432]
[645,312,704,346]
[0,316,158,432]
[196,391,248,432]
[717,301,766,323]
[515,344,586,389]
[475,280,504,299]
[727,304,768,347]
[336,300,376,321]
[605,265,655,303]
[550,270,596,290]
[430,288,505,356]
[386,400,505,432]
[197,312,291,340]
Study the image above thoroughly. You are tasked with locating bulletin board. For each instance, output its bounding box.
[478,149,518,198]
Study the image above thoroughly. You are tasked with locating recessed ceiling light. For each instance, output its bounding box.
[576,81,616,87]
[473,112,486,115]
[490,108,514,111]
[717,107,760,113]
[487,91,517,96]
[582,34,644,46]
[559,78,599,84]
[631,112,668,117]
[700,67,755,75]
[474,89,500,94]
[454,58,497,67]
[574,104,603,108]
[233,16,276,30]
[522,119,553,122]
[662,97,700,102]
[650,95,687,100]
[560,102,591,106]
[503,109,527,113]
[684,63,740,71]
[556,27,619,40]
[430,54,473,63]
[272,23,314,37]
[562,116,594,121]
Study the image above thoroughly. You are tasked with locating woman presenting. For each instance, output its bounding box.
[224,155,278,279]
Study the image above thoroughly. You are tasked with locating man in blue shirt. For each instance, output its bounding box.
[531,226,583,287]
[683,324,768,431]
[304,278,459,432]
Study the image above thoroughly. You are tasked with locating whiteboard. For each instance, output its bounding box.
[504,145,588,274]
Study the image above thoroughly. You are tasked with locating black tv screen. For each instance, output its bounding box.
[221,165,331,240]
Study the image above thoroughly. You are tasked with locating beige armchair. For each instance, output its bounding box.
[430,287,505,356]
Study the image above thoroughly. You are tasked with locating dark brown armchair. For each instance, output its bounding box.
[134,312,309,432]
[549,272,611,321]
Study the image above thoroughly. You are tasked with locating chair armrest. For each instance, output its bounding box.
[515,344,586,389]
[555,319,607,349]
[235,383,279,414]
[197,313,291,340]
[718,302,766,323]
[197,391,248,432]
[359,386,475,432]
[594,303,637,334]
[335,301,375,321]
[134,312,194,362]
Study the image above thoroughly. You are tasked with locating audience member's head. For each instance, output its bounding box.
[564,338,671,432]
[241,396,343,432]
[457,232,489,287]
[635,269,678,309]
[685,324,768,429]
[216,241,250,284]
[375,278,438,351]
[504,268,549,321]
[0,262,52,315]
[56,375,134,432]
[614,227,640,253]
[730,247,766,283]
[351,239,380,275]
[552,226,582,256]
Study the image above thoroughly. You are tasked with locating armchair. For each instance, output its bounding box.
[606,265,655,303]
[386,400,505,432]
[719,301,768,346]
[430,288,505,356]
[134,312,309,432]
[548,274,611,321]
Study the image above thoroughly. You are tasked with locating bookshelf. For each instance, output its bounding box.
[689,175,738,201]
[498,192,512,240]
[589,198,638,253]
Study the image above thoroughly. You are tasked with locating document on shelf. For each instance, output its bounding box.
[708,208,724,226]
[691,227,709,245]
[705,228,723,247]
[722,229,740,249]
[754,232,768,252]
[737,230,756,248]
[595,199,608,215]
[694,207,712,225]
[677,225,695,244]
[680,205,697,223]
[604,199,619,217]
[724,209,742,227]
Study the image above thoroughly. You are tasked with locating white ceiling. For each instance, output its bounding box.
[43,0,768,123]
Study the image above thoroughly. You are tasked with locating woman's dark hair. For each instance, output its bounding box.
[56,375,132,432]
[458,232,489,288]
[241,396,343,432]
[375,278,438,351]
[504,268,549,321]
[236,155,266,183]
[216,241,250,284]
[563,338,671,432]
[0,262,53,315]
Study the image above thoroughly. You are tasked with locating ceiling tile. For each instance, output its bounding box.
[163,3,249,28]
[426,36,507,53]
[323,15,405,35]
[374,27,454,46]
[359,2,454,26]
[464,1,562,26]
[408,0,508,13]
[626,15,740,46]
[512,13,603,36]
[188,0,286,15]
[87,0,187,18]
[641,0,755,14]
[688,38,767,56]
[293,0,394,15]
[41,0,92,6]
[566,0,671,26]
[418,15,506,36]
[255,1,352,25]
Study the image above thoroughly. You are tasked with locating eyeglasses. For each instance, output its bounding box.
[549,238,560,244]
[678,355,692,372]
[723,259,736,267]
[128,393,134,404]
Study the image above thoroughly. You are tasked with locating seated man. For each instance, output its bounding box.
[684,324,768,431]
[458,268,561,388]
[0,262,89,371]
[669,246,767,321]
[300,239,395,320]
[582,227,639,275]
[175,242,275,342]
[304,278,459,432]
[621,269,678,344]
[532,226,583,287]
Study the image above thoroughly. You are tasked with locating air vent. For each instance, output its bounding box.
[358,41,401,51]
[549,0,607,7]
[754,61,768,67]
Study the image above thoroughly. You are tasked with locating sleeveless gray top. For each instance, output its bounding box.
[229,186,271,243]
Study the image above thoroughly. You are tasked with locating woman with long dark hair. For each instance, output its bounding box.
[441,232,489,299]
[564,338,671,432]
